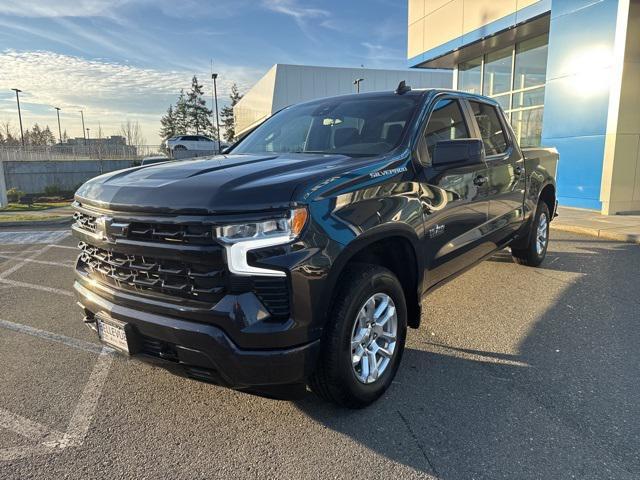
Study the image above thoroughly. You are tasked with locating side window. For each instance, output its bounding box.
[423,99,470,158]
[468,101,509,156]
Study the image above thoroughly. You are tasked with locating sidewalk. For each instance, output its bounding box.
[551,206,640,244]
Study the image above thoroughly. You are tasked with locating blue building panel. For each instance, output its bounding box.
[548,135,605,210]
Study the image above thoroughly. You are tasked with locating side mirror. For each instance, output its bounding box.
[432,139,485,167]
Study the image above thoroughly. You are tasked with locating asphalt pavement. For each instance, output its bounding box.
[0,227,638,479]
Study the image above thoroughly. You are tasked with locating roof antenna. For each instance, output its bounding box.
[395,80,411,95]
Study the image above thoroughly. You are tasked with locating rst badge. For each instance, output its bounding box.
[428,224,445,238]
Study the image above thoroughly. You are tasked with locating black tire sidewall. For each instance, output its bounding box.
[333,268,407,405]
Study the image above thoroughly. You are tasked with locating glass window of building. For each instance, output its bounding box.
[458,57,482,94]
[457,34,548,147]
[483,46,512,97]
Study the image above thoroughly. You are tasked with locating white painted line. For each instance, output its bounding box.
[53,349,114,448]
[0,408,63,441]
[0,318,104,355]
[0,231,69,245]
[48,244,77,250]
[0,348,115,461]
[0,278,74,297]
[0,254,74,268]
[0,245,51,279]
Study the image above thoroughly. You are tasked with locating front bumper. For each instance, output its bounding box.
[75,280,320,388]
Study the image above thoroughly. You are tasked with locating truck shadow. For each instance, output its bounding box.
[294,238,640,479]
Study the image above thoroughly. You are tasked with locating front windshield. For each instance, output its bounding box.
[233,95,419,157]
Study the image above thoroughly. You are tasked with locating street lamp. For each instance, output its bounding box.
[54,107,62,144]
[80,110,86,146]
[353,78,364,94]
[11,88,24,146]
[212,73,221,153]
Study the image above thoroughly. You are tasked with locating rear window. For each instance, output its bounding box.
[469,101,509,156]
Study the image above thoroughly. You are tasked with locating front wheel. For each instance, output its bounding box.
[309,264,407,408]
[512,201,550,267]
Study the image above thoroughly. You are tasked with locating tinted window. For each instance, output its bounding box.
[423,98,470,158]
[233,95,419,157]
[469,101,508,156]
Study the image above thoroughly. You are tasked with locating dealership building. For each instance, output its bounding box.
[408,0,640,214]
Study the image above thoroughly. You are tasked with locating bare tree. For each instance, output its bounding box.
[120,120,146,147]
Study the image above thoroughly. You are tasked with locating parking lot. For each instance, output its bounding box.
[0,227,638,479]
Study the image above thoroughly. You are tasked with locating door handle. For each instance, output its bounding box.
[473,175,488,186]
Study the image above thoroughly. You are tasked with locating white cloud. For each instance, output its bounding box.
[0,0,126,18]
[261,0,329,21]
[0,50,261,143]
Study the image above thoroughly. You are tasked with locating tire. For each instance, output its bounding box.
[309,264,407,408]
[512,201,550,267]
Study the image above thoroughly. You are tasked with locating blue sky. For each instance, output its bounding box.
[0,0,410,143]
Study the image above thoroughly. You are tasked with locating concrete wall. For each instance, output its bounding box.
[2,160,135,194]
[234,64,453,136]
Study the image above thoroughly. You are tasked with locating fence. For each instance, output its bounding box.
[0,144,165,162]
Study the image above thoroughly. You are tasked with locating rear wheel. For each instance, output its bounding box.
[309,264,407,408]
[512,201,550,267]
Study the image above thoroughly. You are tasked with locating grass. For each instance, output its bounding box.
[0,202,71,212]
[0,214,70,223]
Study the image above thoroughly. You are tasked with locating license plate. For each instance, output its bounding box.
[96,316,130,353]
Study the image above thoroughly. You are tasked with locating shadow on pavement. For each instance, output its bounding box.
[295,239,640,479]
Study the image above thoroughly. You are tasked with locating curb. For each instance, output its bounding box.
[550,223,640,244]
[0,217,73,228]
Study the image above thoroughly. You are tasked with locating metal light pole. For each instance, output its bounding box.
[54,107,62,144]
[353,78,364,94]
[80,110,86,146]
[212,73,221,153]
[11,88,24,146]
[86,128,90,140]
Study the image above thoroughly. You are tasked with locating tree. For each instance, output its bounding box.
[220,83,243,143]
[174,90,189,135]
[159,105,177,142]
[1,122,19,145]
[120,120,146,146]
[186,75,212,135]
[62,130,69,143]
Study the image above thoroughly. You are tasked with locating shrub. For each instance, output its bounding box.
[43,185,62,196]
[7,188,24,202]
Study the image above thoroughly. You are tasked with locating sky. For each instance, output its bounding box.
[0,0,410,144]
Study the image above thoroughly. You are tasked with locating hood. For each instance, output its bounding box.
[75,153,380,214]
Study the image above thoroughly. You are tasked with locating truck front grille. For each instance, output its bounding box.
[78,241,225,303]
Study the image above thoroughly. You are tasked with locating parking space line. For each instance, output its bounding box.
[48,244,76,250]
[0,409,63,441]
[0,278,74,297]
[0,245,52,279]
[0,318,104,354]
[0,231,70,245]
[0,254,73,269]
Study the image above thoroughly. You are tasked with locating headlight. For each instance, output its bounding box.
[216,207,308,244]
[216,207,308,277]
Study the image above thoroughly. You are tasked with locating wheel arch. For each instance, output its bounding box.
[322,225,424,329]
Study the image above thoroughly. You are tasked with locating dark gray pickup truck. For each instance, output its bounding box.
[72,85,558,407]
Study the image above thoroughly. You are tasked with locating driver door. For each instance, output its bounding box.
[415,97,493,288]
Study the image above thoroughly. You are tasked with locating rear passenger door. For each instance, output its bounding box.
[416,96,492,288]
[467,100,525,246]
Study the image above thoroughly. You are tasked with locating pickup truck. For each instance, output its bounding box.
[72,85,558,407]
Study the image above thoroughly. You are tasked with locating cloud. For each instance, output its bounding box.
[261,0,329,22]
[0,0,125,18]
[0,50,261,142]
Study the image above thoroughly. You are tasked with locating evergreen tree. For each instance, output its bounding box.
[0,130,4,144]
[186,76,212,134]
[62,130,69,143]
[159,105,177,142]
[174,90,189,134]
[220,83,243,143]
[42,126,56,145]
